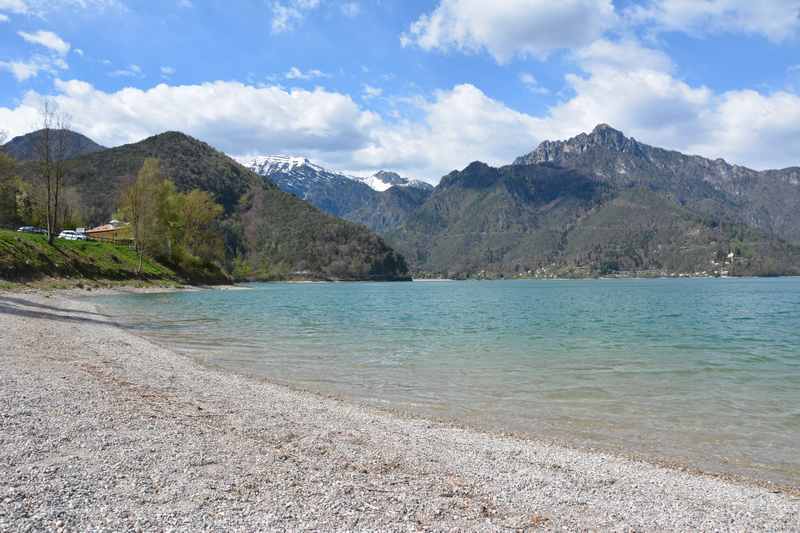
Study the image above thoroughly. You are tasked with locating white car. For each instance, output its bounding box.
[58,230,88,241]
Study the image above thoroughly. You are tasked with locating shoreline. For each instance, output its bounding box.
[110,299,798,497]
[181,355,800,498]
[1,291,799,530]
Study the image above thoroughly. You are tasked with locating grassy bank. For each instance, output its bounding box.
[0,228,216,288]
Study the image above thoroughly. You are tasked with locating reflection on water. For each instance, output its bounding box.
[95,278,800,486]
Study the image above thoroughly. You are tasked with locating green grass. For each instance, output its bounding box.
[0,228,180,284]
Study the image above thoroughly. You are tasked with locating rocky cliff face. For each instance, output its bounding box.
[514,124,800,243]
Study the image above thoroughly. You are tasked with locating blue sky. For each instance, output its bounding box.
[2,0,800,181]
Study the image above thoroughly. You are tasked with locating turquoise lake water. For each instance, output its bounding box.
[95,278,800,486]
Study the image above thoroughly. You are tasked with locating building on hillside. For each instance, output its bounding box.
[85,220,132,243]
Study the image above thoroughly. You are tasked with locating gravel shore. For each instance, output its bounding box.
[1,291,798,531]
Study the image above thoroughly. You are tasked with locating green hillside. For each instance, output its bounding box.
[0,229,211,286]
[15,131,410,282]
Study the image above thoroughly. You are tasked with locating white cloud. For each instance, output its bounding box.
[74,48,84,56]
[544,69,713,150]
[348,84,544,178]
[519,72,549,95]
[0,13,9,21]
[362,84,382,99]
[0,79,379,159]
[18,30,71,56]
[109,64,143,78]
[401,0,617,63]
[0,0,122,15]
[0,79,536,179]
[627,0,800,42]
[271,0,320,33]
[0,0,27,13]
[340,2,360,17]
[532,37,800,170]
[3,60,800,183]
[160,66,175,78]
[574,38,674,73]
[0,60,41,81]
[690,90,800,169]
[1,29,71,81]
[284,66,328,80]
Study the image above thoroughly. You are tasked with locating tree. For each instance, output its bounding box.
[118,158,163,274]
[33,101,72,244]
[0,150,19,229]
[117,158,225,275]
[179,189,224,263]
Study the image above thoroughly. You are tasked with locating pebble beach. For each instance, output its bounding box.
[1,291,799,531]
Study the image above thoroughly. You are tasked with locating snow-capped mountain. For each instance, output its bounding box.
[238,155,433,234]
[239,155,432,193]
[354,170,434,192]
[238,155,351,197]
[242,155,317,175]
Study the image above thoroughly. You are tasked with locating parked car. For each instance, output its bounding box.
[58,230,88,241]
[17,226,48,235]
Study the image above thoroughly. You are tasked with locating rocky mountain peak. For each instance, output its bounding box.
[589,123,629,146]
[514,124,642,166]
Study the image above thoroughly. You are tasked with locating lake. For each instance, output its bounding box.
[94,278,800,486]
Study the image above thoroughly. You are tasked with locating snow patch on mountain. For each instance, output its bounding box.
[352,170,433,192]
[355,174,394,192]
[237,155,326,179]
[238,155,432,192]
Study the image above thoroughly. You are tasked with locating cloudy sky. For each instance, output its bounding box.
[1,0,800,181]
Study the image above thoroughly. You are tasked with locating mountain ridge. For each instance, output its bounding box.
[513,124,800,245]
[386,159,800,278]
[2,129,106,161]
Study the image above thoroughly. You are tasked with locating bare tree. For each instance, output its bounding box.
[33,100,71,244]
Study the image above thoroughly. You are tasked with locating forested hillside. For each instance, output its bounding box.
[10,131,410,281]
[386,162,800,278]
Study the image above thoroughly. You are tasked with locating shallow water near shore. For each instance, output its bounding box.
[94,278,800,487]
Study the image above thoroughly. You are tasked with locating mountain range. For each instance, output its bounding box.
[5,130,410,281]
[5,125,800,278]
[240,155,434,234]
[232,125,800,277]
[385,124,800,277]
